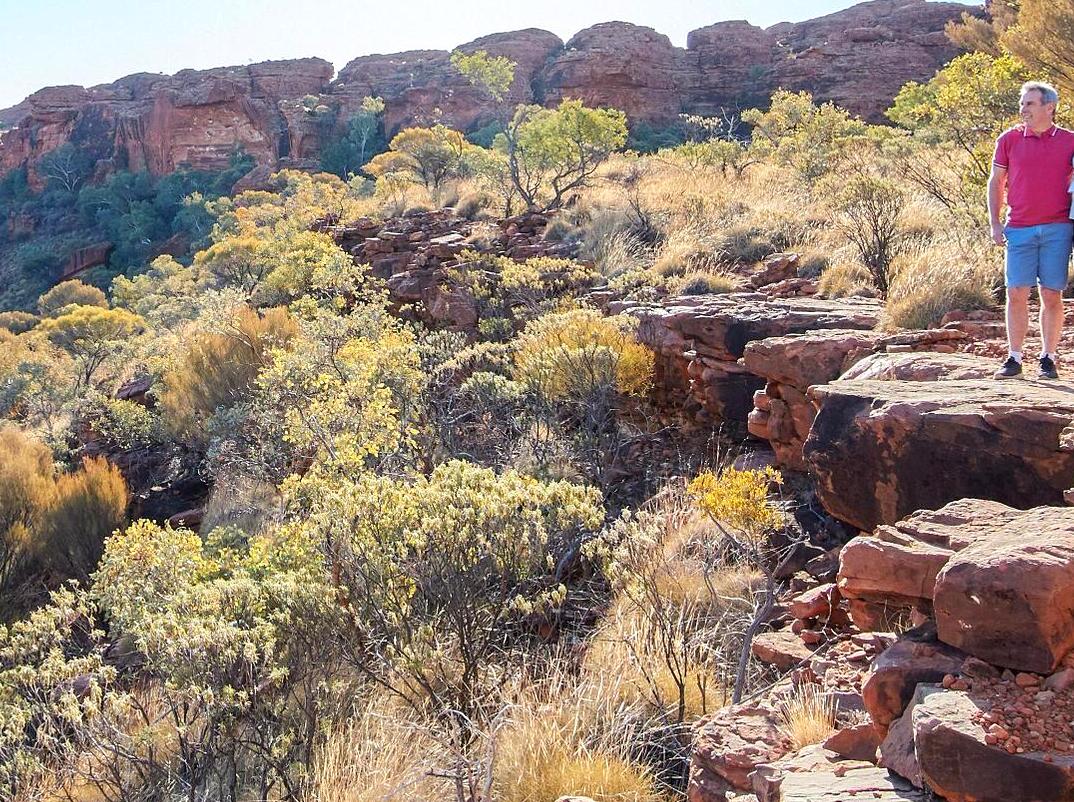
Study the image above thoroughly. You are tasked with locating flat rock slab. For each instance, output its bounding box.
[752,630,816,671]
[914,687,1074,801]
[620,295,882,362]
[751,745,926,802]
[805,378,1074,531]
[743,328,885,389]
[839,350,995,382]
[934,505,1074,673]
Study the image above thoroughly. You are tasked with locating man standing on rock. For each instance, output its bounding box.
[990,81,1074,380]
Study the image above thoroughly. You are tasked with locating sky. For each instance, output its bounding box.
[0,0,981,110]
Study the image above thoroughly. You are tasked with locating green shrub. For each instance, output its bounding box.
[37,279,108,317]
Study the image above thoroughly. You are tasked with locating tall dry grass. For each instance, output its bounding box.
[882,238,998,330]
[779,683,837,750]
[309,696,454,802]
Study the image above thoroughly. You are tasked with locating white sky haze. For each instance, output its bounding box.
[0,0,981,110]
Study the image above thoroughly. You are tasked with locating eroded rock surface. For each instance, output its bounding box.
[805,378,1074,531]
[0,0,974,187]
[934,505,1074,673]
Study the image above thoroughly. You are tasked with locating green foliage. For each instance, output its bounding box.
[826,172,907,295]
[451,49,516,103]
[887,53,1029,188]
[160,305,298,442]
[1003,0,1074,102]
[110,254,209,327]
[291,459,603,721]
[688,467,783,538]
[743,90,868,179]
[0,518,342,801]
[320,96,387,179]
[80,394,162,451]
[504,99,629,210]
[38,143,94,194]
[628,120,687,153]
[366,125,468,191]
[36,279,107,317]
[37,304,144,388]
[513,307,654,402]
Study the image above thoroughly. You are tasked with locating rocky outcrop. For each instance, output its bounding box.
[0,59,334,190]
[617,294,881,426]
[62,241,114,279]
[804,377,1074,532]
[329,208,576,330]
[333,29,564,134]
[912,686,1074,802]
[933,506,1074,673]
[0,0,975,188]
[837,498,1019,625]
[743,331,977,470]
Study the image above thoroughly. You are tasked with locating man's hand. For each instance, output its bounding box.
[991,221,1006,246]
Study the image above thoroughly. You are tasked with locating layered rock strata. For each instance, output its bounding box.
[617,294,881,427]
[804,377,1074,531]
[0,0,975,187]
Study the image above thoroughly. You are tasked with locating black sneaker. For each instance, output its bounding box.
[994,356,1023,379]
[1039,355,1059,380]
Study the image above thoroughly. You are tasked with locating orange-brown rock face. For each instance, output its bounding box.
[0,0,975,188]
[543,23,685,122]
[1,59,333,190]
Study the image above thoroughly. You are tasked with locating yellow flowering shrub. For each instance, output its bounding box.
[513,307,654,401]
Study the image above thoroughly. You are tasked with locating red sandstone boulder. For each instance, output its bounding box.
[838,499,1020,623]
[805,378,1074,531]
[752,630,816,671]
[933,506,1074,674]
[691,701,794,791]
[912,687,1074,801]
[862,624,966,736]
[823,721,881,762]
[749,253,800,289]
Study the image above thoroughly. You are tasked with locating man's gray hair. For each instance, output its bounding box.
[1021,80,1060,106]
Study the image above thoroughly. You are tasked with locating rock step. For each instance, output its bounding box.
[806,378,1074,531]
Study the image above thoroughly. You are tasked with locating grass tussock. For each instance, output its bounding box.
[668,270,738,296]
[881,243,996,330]
[494,673,666,802]
[779,683,837,750]
[308,698,453,802]
[817,261,878,299]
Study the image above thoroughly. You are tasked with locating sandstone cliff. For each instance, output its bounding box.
[0,0,976,189]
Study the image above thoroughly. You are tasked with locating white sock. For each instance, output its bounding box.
[1045,352,1058,362]
[1010,351,1023,363]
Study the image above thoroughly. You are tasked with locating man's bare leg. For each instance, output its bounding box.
[1040,287,1064,357]
[1006,285,1031,355]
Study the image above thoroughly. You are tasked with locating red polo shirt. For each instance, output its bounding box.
[993,124,1074,227]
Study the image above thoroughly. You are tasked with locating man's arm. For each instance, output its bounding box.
[987,162,1008,246]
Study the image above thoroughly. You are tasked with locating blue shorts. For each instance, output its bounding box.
[1005,222,1073,291]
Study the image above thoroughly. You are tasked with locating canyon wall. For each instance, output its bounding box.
[0,0,977,189]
